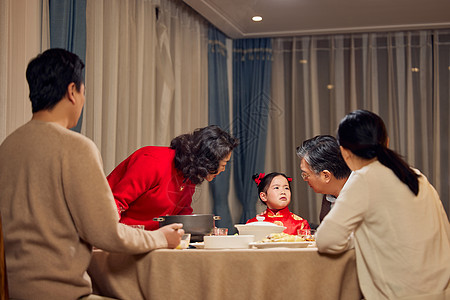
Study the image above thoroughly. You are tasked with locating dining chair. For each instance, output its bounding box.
[0,212,9,300]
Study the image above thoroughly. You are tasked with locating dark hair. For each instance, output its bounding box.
[296,135,351,179]
[26,48,85,113]
[337,109,420,195]
[170,125,238,184]
[252,172,292,204]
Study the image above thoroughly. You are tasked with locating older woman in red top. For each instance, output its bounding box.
[107,125,238,230]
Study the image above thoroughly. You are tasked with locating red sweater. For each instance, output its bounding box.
[107,146,195,230]
[246,207,310,235]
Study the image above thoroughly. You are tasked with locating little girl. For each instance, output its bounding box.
[246,172,310,235]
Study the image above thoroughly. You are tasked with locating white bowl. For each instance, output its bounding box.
[203,235,255,249]
[235,221,286,241]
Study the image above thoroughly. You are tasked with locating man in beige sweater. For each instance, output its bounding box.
[0,48,184,299]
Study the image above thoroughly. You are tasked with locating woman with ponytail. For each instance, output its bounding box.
[316,110,450,300]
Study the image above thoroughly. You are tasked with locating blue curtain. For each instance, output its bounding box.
[49,0,86,133]
[207,26,235,232]
[232,38,272,223]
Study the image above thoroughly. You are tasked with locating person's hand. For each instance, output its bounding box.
[158,223,184,248]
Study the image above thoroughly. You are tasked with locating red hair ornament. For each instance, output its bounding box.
[254,173,265,186]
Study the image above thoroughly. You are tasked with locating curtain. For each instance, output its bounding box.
[267,30,450,225]
[207,26,234,231]
[0,0,49,144]
[85,0,211,213]
[232,38,272,223]
[434,30,450,216]
[48,0,86,133]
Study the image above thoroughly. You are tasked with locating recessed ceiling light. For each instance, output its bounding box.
[252,16,263,22]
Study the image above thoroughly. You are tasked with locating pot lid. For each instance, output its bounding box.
[235,215,285,228]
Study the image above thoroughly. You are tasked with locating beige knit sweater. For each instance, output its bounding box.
[0,120,167,299]
[316,161,450,299]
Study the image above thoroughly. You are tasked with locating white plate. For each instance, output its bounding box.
[189,242,205,249]
[249,241,311,249]
[203,235,255,249]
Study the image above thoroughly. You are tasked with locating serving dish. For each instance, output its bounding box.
[203,235,255,249]
[153,214,221,242]
[249,241,311,249]
[235,217,286,241]
[189,242,205,249]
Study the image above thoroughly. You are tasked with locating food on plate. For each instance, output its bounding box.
[258,232,306,243]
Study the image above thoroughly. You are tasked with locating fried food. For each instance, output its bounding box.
[259,232,306,243]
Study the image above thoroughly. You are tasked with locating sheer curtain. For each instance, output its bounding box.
[0,0,49,144]
[85,0,211,213]
[267,30,450,225]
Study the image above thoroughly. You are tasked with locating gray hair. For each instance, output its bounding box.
[296,135,351,179]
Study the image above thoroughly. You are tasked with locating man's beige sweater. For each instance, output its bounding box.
[0,120,167,299]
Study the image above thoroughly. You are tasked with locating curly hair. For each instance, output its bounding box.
[170,125,238,184]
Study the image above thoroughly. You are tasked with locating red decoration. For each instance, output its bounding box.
[254,172,265,186]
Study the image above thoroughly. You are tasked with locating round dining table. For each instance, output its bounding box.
[88,246,362,300]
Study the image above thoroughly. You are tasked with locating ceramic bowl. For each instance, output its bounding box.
[235,221,286,241]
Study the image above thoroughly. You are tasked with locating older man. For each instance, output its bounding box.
[296,135,351,222]
[0,49,183,299]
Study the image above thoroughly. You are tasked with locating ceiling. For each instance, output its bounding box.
[182,0,450,39]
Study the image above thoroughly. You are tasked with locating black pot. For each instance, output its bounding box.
[153,214,221,242]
